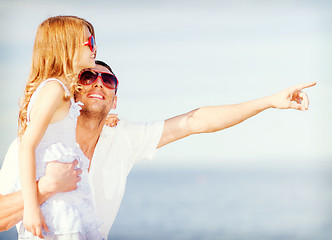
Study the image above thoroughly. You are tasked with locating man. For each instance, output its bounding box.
[0,60,315,238]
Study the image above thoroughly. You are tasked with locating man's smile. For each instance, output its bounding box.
[87,93,105,100]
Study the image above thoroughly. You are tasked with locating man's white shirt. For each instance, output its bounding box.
[0,119,164,239]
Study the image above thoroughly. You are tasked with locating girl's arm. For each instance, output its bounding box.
[0,160,81,232]
[0,186,48,232]
[19,81,69,238]
[158,82,316,148]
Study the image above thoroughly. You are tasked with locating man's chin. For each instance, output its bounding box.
[80,105,109,118]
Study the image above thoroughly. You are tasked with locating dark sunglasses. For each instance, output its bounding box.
[81,35,96,52]
[78,69,118,90]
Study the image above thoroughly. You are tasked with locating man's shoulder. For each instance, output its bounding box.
[101,119,141,134]
[99,118,134,141]
[101,118,164,136]
[101,118,129,135]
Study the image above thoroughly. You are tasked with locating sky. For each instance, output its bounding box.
[0,0,331,168]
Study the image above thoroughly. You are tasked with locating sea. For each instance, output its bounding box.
[1,162,332,240]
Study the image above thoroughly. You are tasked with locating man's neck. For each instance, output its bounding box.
[76,115,106,160]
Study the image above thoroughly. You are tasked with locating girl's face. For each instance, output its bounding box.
[75,25,96,73]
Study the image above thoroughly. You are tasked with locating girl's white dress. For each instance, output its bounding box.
[17,79,103,240]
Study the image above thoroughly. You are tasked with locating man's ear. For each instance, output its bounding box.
[111,95,117,110]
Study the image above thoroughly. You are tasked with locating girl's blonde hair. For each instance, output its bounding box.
[18,15,95,138]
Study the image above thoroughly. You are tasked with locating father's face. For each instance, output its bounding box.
[75,65,117,117]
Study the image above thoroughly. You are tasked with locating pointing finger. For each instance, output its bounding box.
[293,82,316,91]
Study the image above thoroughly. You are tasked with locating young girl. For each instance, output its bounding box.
[18,16,103,239]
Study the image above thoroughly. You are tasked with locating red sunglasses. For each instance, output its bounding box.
[80,35,96,52]
[78,69,118,90]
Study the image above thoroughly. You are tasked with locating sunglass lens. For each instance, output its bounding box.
[102,74,118,89]
[90,35,95,52]
[79,71,97,84]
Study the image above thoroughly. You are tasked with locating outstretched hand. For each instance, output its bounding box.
[270,82,316,110]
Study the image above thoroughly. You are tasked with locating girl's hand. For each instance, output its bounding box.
[105,113,119,127]
[270,82,316,110]
[23,206,49,238]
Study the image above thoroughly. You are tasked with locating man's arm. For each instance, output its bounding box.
[158,82,316,148]
[0,161,81,231]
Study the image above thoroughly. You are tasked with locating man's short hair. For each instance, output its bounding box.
[95,60,115,75]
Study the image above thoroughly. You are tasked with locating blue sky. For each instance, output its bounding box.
[0,0,331,168]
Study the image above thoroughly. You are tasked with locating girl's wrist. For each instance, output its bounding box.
[36,177,55,205]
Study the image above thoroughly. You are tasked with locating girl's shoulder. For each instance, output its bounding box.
[27,79,72,123]
[32,80,69,107]
[37,78,70,97]
[38,80,78,124]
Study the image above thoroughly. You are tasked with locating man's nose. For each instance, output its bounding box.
[93,76,104,88]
